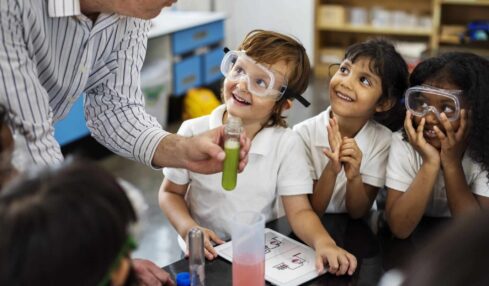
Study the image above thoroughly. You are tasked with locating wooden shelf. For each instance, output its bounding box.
[314,0,489,77]
[318,24,433,36]
[314,63,335,78]
[441,0,489,6]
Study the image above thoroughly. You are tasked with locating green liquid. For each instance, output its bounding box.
[222,140,240,191]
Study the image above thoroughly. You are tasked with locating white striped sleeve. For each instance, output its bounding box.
[0,0,63,167]
[84,18,169,167]
[47,0,80,17]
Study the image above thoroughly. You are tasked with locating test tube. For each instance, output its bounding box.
[222,116,243,191]
[188,228,205,286]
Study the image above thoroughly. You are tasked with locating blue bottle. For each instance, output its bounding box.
[176,272,190,286]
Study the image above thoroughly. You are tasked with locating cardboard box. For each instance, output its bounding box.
[318,5,346,27]
[320,48,345,64]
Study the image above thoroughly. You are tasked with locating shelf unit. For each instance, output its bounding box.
[314,0,489,77]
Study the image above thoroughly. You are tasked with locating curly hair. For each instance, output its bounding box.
[343,38,409,131]
[237,29,311,128]
[408,52,489,180]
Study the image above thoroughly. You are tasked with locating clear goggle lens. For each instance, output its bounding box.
[405,85,462,121]
[220,50,287,100]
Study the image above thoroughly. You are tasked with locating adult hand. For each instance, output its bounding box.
[184,126,251,174]
[404,111,440,166]
[152,127,251,174]
[184,227,225,260]
[340,137,362,181]
[323,117,343,174]
[132,259,175,286]
[435,110,469,167]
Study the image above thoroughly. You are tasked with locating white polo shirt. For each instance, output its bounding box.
[386,131,489,217]
[163,105,313,240]
[293,106,392,213]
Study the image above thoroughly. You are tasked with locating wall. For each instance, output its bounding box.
[174,0,315,64]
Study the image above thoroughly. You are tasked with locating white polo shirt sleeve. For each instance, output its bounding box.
[292,120,318,180]
[162,120,194,185]
[277,131,313,196]
[360,124,392,188]
[471,164,489,197]
[385,132,418,192]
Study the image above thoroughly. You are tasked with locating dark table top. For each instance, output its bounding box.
[163,213,451,286]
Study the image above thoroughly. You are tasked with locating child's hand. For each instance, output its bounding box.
[404,111,440,166]
[323,117,343,174]
[340,137,362,181]
[185,227,225,260]
[314,240,357,276]
[434,110,469,167]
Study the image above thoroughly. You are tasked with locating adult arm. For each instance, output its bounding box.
[0,0,63,167]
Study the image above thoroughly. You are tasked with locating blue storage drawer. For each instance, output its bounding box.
[173,55,202,96]
[54,95,90,145]
[172,21,224,55]
[202,47,224,85]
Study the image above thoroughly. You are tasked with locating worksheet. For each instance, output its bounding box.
[215,228,324,286]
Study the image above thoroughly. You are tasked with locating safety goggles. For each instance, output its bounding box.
[404,85,462,121]
[220,49,310,107]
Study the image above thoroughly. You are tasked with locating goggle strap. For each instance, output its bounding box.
[294,94,311,107]
[284,89,310,107]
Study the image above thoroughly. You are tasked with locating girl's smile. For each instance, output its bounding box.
[334,89,354,102]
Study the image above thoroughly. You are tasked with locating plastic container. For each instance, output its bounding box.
[140,59,171,128]
[221,116,243,191]
[349,7,368,26]
[231,211,265,286]
[188,228,205,286]
[176,272,191,286]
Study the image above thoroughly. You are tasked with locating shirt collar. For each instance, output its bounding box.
[313,106,371,148]
[48,0,81,17]
[209,105,272,156]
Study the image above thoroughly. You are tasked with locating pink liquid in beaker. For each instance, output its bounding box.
[232,259,265,286]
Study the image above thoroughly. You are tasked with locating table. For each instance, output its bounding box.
[163,213,451,286]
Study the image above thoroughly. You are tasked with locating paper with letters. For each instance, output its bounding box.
[215,228,323,286]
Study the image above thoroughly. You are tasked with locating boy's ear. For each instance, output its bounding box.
[375,97,396,112]
[284,99,292,111]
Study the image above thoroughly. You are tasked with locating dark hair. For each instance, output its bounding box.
[343,38,409,131]
[0,161,137,286]
[238,29,311,128]
[402,210,489,286]
[408,52,489,180]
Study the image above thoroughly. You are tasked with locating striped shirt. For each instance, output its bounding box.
[0,0,169,169]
